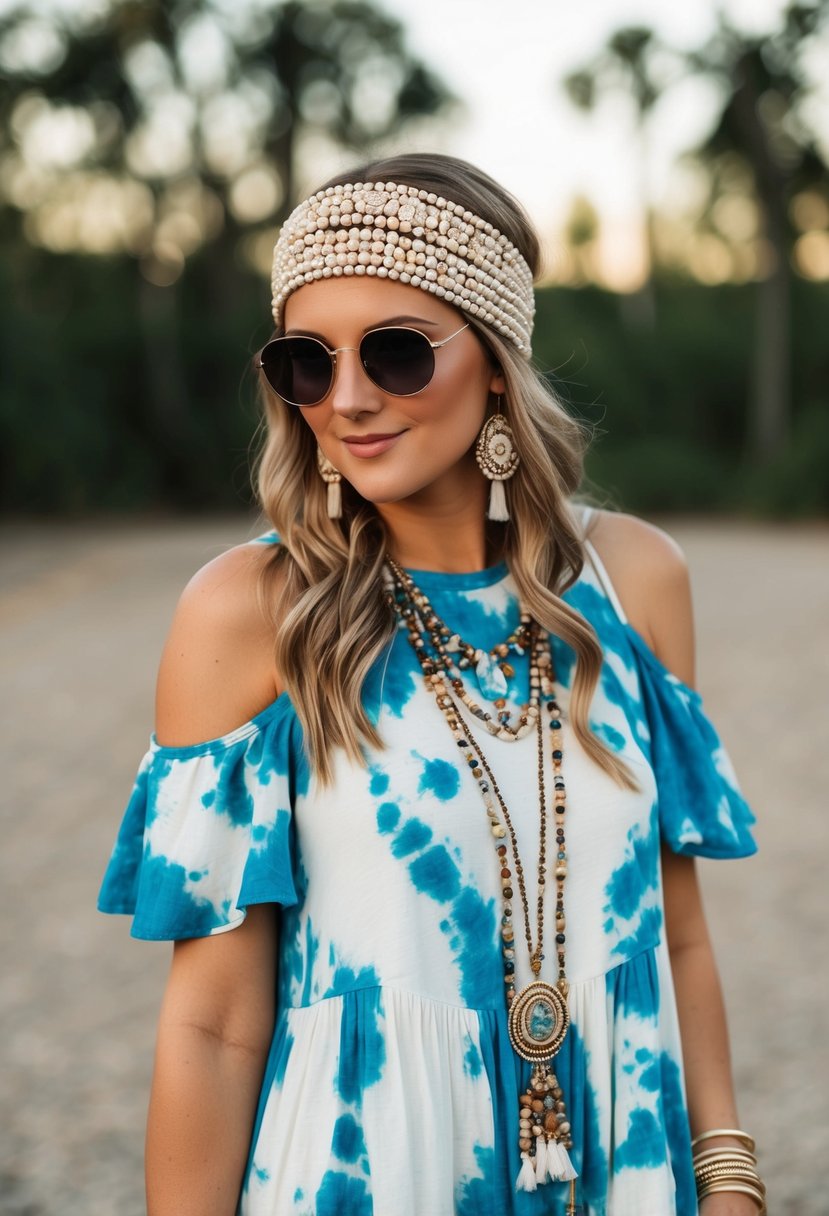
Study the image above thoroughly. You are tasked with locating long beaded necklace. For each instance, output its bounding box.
[383,556,578,1203]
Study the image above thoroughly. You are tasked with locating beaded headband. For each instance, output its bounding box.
[270,180,536,356]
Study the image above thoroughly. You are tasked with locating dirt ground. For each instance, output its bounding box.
[1,515,827,1215]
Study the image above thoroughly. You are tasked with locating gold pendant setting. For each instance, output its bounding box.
[507,980,570,1062]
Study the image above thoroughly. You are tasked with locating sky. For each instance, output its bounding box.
[293,0,824,284]
[372,0,793,223]
[3,0,827,284]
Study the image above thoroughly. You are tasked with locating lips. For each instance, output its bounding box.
[341,432,405,458]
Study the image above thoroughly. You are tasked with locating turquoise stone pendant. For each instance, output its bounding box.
[475,649,509,698]
[508,980,570,1062]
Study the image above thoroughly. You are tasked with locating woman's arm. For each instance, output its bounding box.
[591,512,761,1213]
[146,906,277,1216]
[146,543,284,1215]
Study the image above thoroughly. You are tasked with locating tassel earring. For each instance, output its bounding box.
[475,395,519,521]
[317,445,342,519]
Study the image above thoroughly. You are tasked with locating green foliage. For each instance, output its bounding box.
[734,402,829,515]
[533,280,828,517]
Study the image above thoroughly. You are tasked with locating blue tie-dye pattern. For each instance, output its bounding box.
[614,1107,667,1170]
[314,1170,373,1216]
[455,1144,497,1216]
[373,629,421,718]
[325,963,383,998]
[659,1052,697,1214]
[612,905,664,961]
[378,803,501,1006]
[446,887,500,1007]
[613,827,660,909]
[593,720,627,752]
[408,844,462,901]
[239,809,297,908]
[98,529,757,1214]
[130,852,225,939]
[205,744,255,827]
[139,753,174,828]
[463,1033,483,1078]
[332,1113,368,1164]
[375,801,400,834]
[333,984,386,1107]
[414,752,461,801]
[299,918,320,1007]
[390,817,433,857]
[625,624,757,859]
[368,766,389,796]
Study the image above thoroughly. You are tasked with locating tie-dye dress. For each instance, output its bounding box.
[98,512,757,1216]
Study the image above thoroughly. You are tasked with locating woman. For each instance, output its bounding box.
[98,154,763,1215]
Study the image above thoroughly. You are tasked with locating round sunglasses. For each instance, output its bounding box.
[255,322,470,407]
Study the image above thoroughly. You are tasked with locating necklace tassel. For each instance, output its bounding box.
[534,1135,548,1182]
[516,1153,538,1192]
[547,1137,578,1182]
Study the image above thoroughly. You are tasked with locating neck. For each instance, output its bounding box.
[377,477,505,574]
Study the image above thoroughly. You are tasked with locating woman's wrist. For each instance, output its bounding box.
[691,1127,765,1214]
[699,1195,765,1215]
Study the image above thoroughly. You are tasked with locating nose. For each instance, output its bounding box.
[327,347,384,416]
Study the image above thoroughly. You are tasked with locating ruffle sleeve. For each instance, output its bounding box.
[625,624,758,859]
[97,695,303,940]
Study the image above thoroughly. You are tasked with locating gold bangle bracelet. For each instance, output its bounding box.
[696,1181,765,1212]
[693,1146,757,1164]
[694,1162,763,1182]
[692,1127,756,1154]
[694,1153,758,1172]
[695,1167,758,1186]
[696,1163,762,1178]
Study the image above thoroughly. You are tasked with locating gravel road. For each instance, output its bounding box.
[1,515,826,1215]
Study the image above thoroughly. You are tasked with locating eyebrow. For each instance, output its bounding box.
[284,315,441,340]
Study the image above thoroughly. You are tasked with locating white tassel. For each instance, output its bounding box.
[326,479,342,519]
[515,1153,538,1192]
[547,1139,578,1183]
[534,1136,548,1182]
[545,1138,565,1179]
[486,477,509,521]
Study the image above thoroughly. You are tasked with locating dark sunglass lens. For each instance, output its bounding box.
[361,328,435,395]
[261,338,331,405]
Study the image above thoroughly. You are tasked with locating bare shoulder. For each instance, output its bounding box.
[585,508,696,688]
[154,540,286,748]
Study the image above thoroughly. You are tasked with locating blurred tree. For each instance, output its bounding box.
[561,2,829,463]
[0,0,455,256]
[682,1,829,459]
[563,194,600,284]
[563,27,679,324]
[0,0,455,503]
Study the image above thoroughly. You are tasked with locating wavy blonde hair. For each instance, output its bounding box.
[251,153,638,792]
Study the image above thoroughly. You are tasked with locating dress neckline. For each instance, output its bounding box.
[399,559,510,592]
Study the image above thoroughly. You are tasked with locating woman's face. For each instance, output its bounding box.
[281,277,505,507]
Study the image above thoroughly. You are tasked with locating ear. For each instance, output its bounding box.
[488,366,506,395]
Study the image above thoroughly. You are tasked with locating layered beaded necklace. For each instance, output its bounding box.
[383,555,578,1201]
